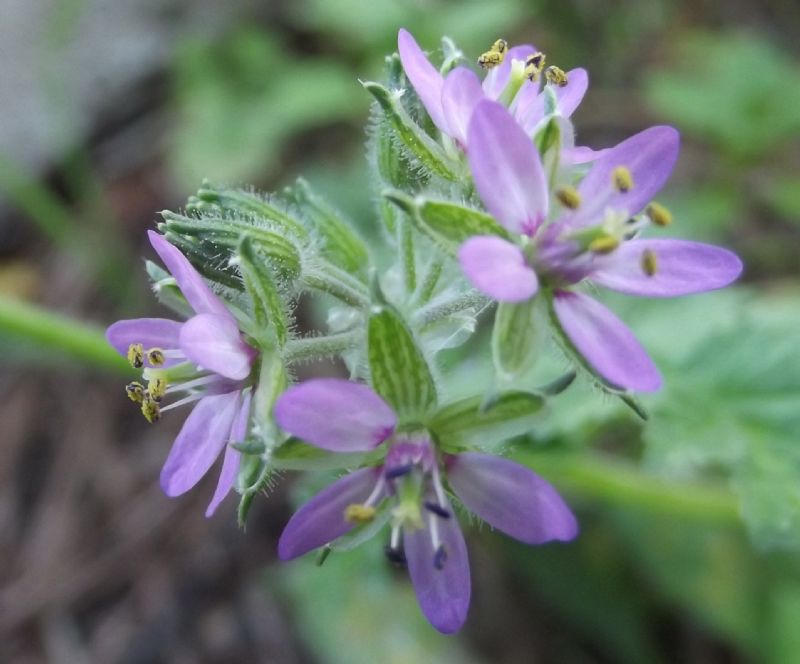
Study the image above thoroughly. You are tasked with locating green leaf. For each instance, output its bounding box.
[236,235,290,347]
[492,297,544,382]
[430,390,545,452]
[368,303,437,422]
[288,178,370,276]
[384,190,509,256]
[362,80,460,181]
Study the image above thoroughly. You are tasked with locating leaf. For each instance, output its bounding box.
[368,303,437,422]
[384,190,509,256]
[236,235,290,347]
[429,390,545,452]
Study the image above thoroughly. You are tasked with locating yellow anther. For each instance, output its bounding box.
[556,186,582,209]
[125,381,145,404]
[148,377,167,402]
[612,166,634,193]
[589,235,621,254]
[344,503,377,524]
[545,65,568,87]
[127,343,144,369]
[141,393,161,423]
[641,249,658,276]
[146,348,166,366]
[646,202,673,227]
[524,52,546,81]
[477,38,508,69]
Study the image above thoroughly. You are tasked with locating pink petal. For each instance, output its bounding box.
[441,67,485,146]
[179,313,255,381]
[274,379,397,452]
[468,100,549,235]
[397,28,448,133]
[160,391,241,497]
[552,290,662,392]
[513,67,589,135]
[448,453,578,544]
[591,239,743,297]
[482,44,536,100]
[458,235,538,302]
[106,318,182,361]
[148,231,232,319]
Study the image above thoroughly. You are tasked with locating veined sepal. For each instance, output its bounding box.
[362,80,461,182]
[145,260,193,318]
[383,190,510,257]
[271,437,382,471]
[235,235,291,348]
[428,390,546,453]
[368,297,438,423]
[439,36,464,75]
[286,178,370,279]
[545,293,649,420]
[492,295,547,383]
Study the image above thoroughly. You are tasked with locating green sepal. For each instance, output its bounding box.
[287,178,369,277]
[330,503,392,552]
[231,438,267,455]
[236,235,290,347]
[271,437,377,471]
[545,293,649,421]
[193,183,310,243]
[160,210,302,280]
[368,302,438,422]
[362,80,460,182]
[439,36,464,75]
[429,390,546,453]
[384,190,510,256]
[492,296,545,382]
[145,260,192,318]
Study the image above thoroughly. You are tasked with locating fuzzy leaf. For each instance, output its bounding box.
[368,303,437,422]
[430,390,546,452]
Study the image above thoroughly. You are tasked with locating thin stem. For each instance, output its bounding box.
[517,450,740,526]
[0,295,131,374]
[414,291,491,328]
[399,217,416,295]
[283,330,362,363]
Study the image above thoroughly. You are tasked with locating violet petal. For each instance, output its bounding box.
[148,230,232,319]
[482,44,536,100]
[591,239,743,297]
[205,390,252,518]
[160,391,241,497]
[274,379,397,452]
[449,452,578,544]
[397,28,448,133]
[441,67,485,145]
[552,290,662,392]
[513,67,589,135]
[106,317,182,360]
[278,468,381,560]
[458,235,538,302]
[179,313,254,381]
[468,100,549,235]
[405,499,471,634]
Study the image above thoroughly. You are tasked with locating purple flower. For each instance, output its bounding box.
[106,231,256,515]
[458,100,743,392]
[397,28,589,149]
[274,378,577,634]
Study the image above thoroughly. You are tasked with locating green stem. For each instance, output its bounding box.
[302,264,370,308]
[399,217,416,295]
[414,259,443,306]
[0,295,131,374]
[415,291,491,328]
[283,330,362,363]
[517,450,740,526]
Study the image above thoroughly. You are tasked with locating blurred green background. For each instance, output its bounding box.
[1,1,799,662]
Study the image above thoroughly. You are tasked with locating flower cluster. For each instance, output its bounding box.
[106,28,742,633]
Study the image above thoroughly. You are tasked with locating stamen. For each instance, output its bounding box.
[165,374,222,395]
[344,503,376,524]
[126,382,145,404]
[524,52,546,81]
[384,545,407,566]
[612,166,634,193]
[588,235,620,254]
[146,348,166,366]
[477,38,508,69]
[433,544,448,570]
[127,343,144,369]
[646,202,673,227]
[556,186,581,209]
[159,392,205,413]
[424,501,451,519]
[148,377,167,402]
[641,249,658,276]
[141,393,161,423]
[385,463,414,480]
[545,65,568,87]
